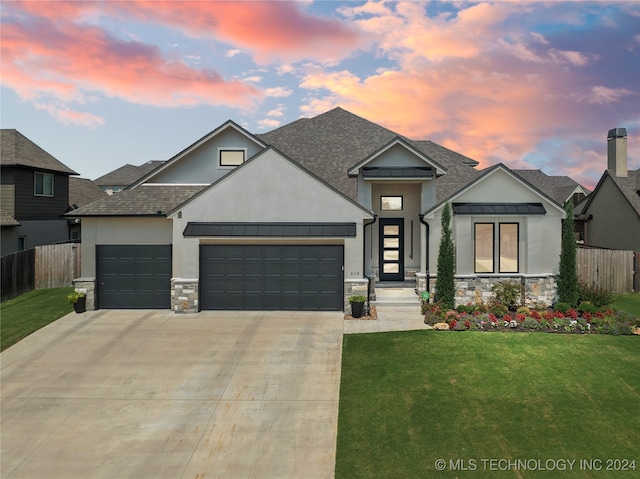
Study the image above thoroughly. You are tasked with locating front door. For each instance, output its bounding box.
[379,218,404,281]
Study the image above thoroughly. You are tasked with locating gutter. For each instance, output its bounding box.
[363,215,378,314]
[418,214,430,292]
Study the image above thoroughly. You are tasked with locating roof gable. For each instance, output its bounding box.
[169,146,373,221]
[513,169,589,204]
[129,120,266,188]
[94,161,163,186]
[424,164,565,217]
[347,137,446,177]
[0,129,77,175]
[580,169,640,218]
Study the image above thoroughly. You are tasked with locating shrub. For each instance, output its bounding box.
[436,203,455,309]
[473,302,489,314]
[423,302,446,325]
[491,281,522,310]
[557,199,578,306]
[578,301,597,315]
[554,302,571,313]
[489,302,508,318]
[516,306,531,315]
[578,281,614,308]
[523,318,541,330]
[456,303,474,314]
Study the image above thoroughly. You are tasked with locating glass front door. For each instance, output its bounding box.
[379,218,404,281]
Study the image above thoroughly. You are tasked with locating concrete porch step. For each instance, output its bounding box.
[372,287,419,306]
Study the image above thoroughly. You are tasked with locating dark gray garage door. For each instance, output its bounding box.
[201,245,343,311]
[97,245,172,309]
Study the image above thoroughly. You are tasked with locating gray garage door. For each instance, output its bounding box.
[96,245,172,309]
[201,245,343,311]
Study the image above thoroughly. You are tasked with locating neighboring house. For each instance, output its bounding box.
[575,128,639,251]
[1,129,78,256]
[94,160,164,194]
[68,107,566,313]
[513,170,590,206]
[68,177,108,240]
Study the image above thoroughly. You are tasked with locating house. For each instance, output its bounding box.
[94,160,164,194]
[67,177,108,240]
[68,107,566,313]
[575,128,639,251]
[513,170,590,206]
[1,129,78,256]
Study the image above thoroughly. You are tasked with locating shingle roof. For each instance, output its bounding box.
[94,161,164,186]
[0,207,20,226]
[69,177,108,208]
[67,185,206,216]
[608,169,640,216]
[0,129,78,175]
[512,169,589,204]
[257,107,480,201]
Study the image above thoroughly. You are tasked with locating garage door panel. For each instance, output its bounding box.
[201,245,343,311]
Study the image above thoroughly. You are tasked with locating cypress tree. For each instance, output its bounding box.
[557,199,578,307]
[436,202,455,309]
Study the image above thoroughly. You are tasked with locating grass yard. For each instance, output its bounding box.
[0,287,73,351]
[336,331,640,478]
[613,293,640,317]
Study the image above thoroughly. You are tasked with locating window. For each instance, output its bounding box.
[34,172,53,196]
[219,149,245,167]
[474,223,494,273]
[474,223,520,273]
[18,236,26,251]
[381,196,403,211]
[499,223,519,273]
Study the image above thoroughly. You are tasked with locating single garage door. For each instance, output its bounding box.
[96,245,172,309]
[201,245,343,311]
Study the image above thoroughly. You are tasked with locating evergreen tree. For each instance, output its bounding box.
[557,199,578,307]
[436,202,455,309]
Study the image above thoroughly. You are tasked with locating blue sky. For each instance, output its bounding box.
[1,1,638,189]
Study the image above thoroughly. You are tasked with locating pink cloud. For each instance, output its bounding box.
[1,4,262,124]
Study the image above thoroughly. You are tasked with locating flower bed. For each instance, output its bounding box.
[423,302,640,335]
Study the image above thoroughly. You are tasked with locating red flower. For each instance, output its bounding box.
[582,312,592,320]
[568,309,578,319]
[449,319,457,329]
[464,319,471,329]
[516,313,526,323]
[554,310,565,318]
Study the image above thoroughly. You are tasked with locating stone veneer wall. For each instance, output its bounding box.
[416,275,557,307]
[344,279,369,314]
[72,278,95,311]
[171,279,199,314]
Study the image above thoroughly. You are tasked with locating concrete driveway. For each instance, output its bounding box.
[1,310,343,479]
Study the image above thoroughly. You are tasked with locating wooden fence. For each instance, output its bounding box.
[1,243,81,302]
[576,247,635,294]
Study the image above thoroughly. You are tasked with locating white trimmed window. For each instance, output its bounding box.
[34,172,53,197]
[219,149,246,168]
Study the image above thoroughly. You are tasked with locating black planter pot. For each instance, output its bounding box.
[350,301,365,318]
[73,296,86,314]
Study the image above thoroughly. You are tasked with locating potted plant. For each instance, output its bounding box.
[67,290,86,313]
[349,295,367,318]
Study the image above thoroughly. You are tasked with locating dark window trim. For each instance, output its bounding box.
[380,195,403,211]
[219,148,246,168]
[474,222,494,273]
[498,222,519,273]
[34,171,54,197]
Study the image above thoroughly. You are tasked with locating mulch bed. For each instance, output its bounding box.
[344,305,377,320]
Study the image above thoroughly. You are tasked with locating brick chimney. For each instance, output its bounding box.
[607,127,627,178]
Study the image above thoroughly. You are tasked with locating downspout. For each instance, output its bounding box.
[363,215,378,314]
[418,214,430,293]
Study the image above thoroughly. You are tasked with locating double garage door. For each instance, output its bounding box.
[201,245,344,311]
[96,244,343,311]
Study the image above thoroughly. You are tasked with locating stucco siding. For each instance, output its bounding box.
[170,150,371,280]
[147,128,263,185]
[80,217,172,276]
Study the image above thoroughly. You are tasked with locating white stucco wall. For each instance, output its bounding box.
[146,126,264,185]
[80,217,173,276]
[170,149,372,279]
[426,168,564,276]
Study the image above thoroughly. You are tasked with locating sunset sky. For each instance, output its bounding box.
[1,1,638,189]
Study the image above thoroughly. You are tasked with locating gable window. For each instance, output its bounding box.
[475,222,520,273]
[475,223,494,273]
[34,172,53,197]
[219,149,245,167]
[381,196,403,211]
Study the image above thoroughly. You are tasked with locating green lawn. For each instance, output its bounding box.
[336,331,640,478]
[0,287,74,351]
[613,293,640,317]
